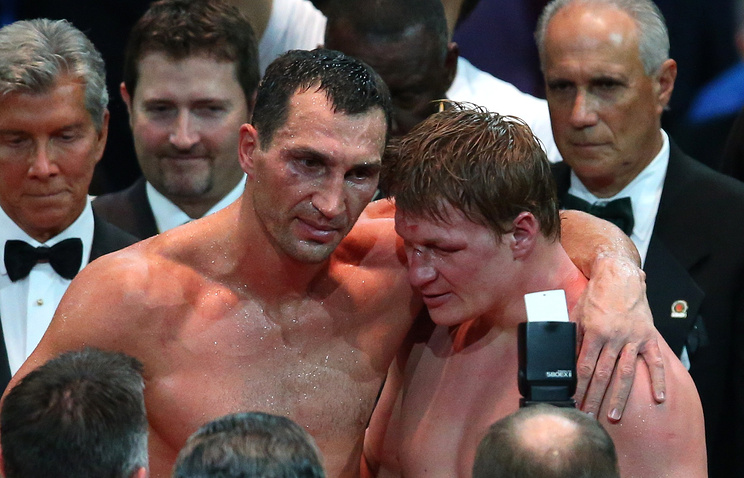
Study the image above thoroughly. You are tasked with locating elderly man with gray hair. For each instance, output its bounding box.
[0,18,136,393]
[537,0,744,475]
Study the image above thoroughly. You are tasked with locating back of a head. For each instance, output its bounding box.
[251,47,392,149]
[381,101,560,240]
[173,411,326,478]
[0,18,108,131]
[123,0,259,103]
[473,404,620,478]
[1,347,148,478]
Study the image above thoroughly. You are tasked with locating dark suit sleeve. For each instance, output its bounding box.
[90,214,139,261]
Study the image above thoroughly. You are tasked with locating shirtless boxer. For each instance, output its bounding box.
[364,104,706,477]
[5,50,661,477]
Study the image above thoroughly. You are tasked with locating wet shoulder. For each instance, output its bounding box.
[336,199,404,268]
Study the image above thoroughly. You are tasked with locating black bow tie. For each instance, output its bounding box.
[4,238,83,282]
[562,194,635,236]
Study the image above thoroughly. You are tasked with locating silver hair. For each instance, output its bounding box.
[0,18,108,131]
[535,0,670,77]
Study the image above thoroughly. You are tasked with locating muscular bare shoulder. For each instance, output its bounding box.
[601,335,707,477]
[335,199,405,269]
[17,219,223,373]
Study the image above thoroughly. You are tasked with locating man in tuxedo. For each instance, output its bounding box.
[0,19,136,393]
[92,0,260,240]
[536,0,744,475]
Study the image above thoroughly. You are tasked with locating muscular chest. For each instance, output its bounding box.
[142,273,413,471]
[397,334,522,477]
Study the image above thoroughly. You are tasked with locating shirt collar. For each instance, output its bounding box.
[0,197,95,276]
[146,176,246,233]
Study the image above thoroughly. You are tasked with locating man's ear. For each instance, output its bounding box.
[238,123,261,178]
[655,58,677,113]
[120,82,134,127]
[511,212,539,259]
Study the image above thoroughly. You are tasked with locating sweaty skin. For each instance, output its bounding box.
[3,90,660,477]
[364,209,706,478]
[24,198,415,478]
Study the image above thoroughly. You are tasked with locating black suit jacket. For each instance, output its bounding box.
[92,177,159,240]
[553,141,744,477]
[0,215,138,393]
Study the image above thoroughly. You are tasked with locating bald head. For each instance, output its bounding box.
[473,404,619,478]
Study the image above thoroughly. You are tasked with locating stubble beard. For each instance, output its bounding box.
[160,163,213,198]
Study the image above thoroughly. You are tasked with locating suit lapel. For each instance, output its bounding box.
[553,148,710,358]
[644,236,705,356]
[653,142,711,269]
[90,213,139,261]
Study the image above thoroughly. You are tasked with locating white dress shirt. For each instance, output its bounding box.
[146,176,246,233]
[567,132,690,369]
[0,198,95,375]
[568,131,670,266]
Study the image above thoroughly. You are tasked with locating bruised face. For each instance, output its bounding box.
[394,203,516,326]
[542,3,675,196]
[325,21,456,137]
[124,53,249,207]
[0,76,107,242]
[240,88,387,264]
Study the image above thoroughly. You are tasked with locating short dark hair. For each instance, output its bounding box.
[473,404,620,478]
[252,48,392,149]
[173,411,326,478]
[382,102,560,241]
[1,347,148,478]
[123,0,259,107]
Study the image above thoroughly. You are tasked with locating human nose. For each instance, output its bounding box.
[169,110,199,149]
[311,176,347,219]
[28,142,58,179]
[570,90,599,128]
[407,249,438,289]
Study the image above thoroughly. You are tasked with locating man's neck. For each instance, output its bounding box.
[476,241,587,335]
[230,194,333,299]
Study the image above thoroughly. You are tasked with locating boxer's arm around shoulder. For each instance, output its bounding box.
[559,210,665,421]
[559,209,641,273]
